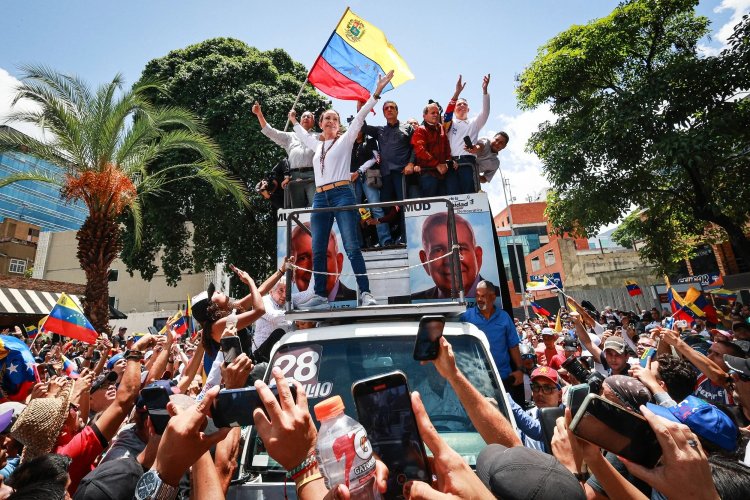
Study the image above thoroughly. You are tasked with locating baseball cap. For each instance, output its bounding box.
[477,444,585,500]
[106,353,123,371]
[646,396,738,451]
[191,283,216,324]
[732,321,750,332]
[541,328,556,337]
[74,455,144,500]
[530,366,559,386]
[603,337,625,354]
[724,355,750,378]
[561,335,580,351]
[710,328,732,340]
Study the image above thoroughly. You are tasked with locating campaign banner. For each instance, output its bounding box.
[529,272,564,291]
[277,210,358,309]
[404,193,501,307]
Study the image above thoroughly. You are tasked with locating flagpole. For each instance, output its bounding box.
[283,78,309,132]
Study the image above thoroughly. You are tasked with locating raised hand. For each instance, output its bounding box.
[288,109,298,125]
[375,70,395,95]
[482,74,491,94]
[252,101,262,116]
[453,74,466,99]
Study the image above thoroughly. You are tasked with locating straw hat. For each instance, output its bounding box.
[10,381,73,463]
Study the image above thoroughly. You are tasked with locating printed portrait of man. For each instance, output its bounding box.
[411,212,483,300]
[290,222,356,302]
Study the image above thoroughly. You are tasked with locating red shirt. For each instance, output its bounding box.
[535,345,564,367]
[412,123,450,169]
[55,424,108,494]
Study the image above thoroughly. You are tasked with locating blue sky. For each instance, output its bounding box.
[1,0,747,222]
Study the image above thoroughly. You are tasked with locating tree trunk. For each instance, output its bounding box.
[76,212,122,334]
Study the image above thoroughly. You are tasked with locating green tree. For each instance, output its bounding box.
[121,38,327,291]
[518,1,750,265]
[0,66,247,331]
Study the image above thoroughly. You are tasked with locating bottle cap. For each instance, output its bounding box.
[314,395,345,420]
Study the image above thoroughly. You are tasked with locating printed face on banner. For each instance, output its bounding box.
[277,212,357,308]
[406,193,501,306]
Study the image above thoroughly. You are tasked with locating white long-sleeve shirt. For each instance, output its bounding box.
[447,93,490,157]
[261,125,317,170]
[293,96,378,187]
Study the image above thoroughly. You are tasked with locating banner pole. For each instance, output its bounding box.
[283,78,309,132]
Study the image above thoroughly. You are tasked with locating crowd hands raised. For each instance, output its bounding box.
[253,73,508,249]
[1,269,749,499]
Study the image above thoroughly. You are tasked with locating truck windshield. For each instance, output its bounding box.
[247,334,508,475]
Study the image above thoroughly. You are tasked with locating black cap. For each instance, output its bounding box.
[561,335,580,351]
[477,444,585,499]
[724,355,750,378]
[732,321,750,332]
[74,456,143,500]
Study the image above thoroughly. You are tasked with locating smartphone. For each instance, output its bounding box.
[639,347,656,368]
[664,316,674,330]
[565,383,591,417]
[463,136,473,148]
[141,385,171,434]
[413,315,445,361]
[212,385,296,427]
[352,371,431,499]
[46,364,58,377]
[147,326,159,336]
[570,394,661,468]
[220,336,242,365]
[538,407,565,453]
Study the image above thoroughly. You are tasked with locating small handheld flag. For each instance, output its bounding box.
[530,301,551,317]
[41,293,98,344]
[624,280,643,297]
[61,354,79,379]
[308,8,414,101]
[24,325,38,339]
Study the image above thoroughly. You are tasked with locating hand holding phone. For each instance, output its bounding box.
[220,335,242,365]
[212,385,297,427]
[352,371,431,497]
[141,384,171,434]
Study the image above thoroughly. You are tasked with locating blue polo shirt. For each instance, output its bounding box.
[460,306,520,378]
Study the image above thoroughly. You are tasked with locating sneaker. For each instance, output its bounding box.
[298,294,329,310]
[360,291,377,307]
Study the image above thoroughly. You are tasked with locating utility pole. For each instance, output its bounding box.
[498,171,529,320]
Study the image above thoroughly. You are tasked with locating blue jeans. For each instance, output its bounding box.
[445,158,477,194]
[419,173,444,197]
[354,178,392,246]
[311,185,370,296]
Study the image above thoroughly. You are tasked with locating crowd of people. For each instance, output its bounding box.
[0,269,746,499]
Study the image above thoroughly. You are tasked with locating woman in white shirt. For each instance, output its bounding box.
[288,71,394,309]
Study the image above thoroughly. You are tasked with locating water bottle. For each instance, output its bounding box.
[314,396,380,499]
[225,308,237,330]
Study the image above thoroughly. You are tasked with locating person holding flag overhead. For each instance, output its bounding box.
[289,71,395,310]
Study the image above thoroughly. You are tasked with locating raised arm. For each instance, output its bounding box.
[255,101,293,149]
[573,314,603,362]
[470,74,491,133]
[252,101,269,130]
[257,257,293,296]
[660,328,729,387]
[430,337,521,447]
[344,71,395,143]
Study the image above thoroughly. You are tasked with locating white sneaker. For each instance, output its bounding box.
[360,292,377,306]
[298,294,329,310]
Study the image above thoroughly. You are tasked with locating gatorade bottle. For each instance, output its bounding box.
[359,208,372,221]
[314,396,380,499]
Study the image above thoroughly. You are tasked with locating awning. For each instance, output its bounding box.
[0,287,82,315]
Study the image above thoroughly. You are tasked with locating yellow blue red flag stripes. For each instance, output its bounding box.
[530,301,551,317]
[308,8,413,101]
[41,293,98,344]
[24,325,38,339]
[625,280,642,297]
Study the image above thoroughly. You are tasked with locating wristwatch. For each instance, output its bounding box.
[124,349,144,361]
[135,469,178,500]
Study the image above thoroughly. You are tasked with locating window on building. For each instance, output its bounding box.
[531,257,540,271]
[27,228,39,237]
[9,259,26,274]
[108,269,119,282]
[544,250,556,266]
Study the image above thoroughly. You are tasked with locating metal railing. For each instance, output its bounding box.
[283,196,465,311]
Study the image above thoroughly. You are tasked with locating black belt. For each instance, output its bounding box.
[452,155,476,162]
[292,167,314,173]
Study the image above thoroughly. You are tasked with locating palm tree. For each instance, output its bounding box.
[0,65,248,332]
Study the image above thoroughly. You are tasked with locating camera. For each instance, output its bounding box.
[562,356,605,394]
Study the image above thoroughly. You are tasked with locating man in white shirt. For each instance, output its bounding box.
[444,74,491,195]
[252,101,317,208]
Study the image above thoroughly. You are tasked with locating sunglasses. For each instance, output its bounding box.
[531,383,557,394]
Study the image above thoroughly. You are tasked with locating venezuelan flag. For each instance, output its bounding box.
[308,8,413,101]
[24,325,38,339]
[61,354,79,379]
[0,335,38,402]
[41,293,98,344]
[625,280,643,297]
[172,313,189,336]
[530,301,551,317]
[668,286,718,324]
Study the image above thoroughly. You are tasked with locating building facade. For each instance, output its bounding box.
[0,217,40,278]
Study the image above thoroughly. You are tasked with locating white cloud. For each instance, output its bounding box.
[0,67,45,140]
[699,0,750,55]
[481,104,555,214]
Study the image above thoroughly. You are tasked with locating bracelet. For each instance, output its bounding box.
[278,268,284,274]
[286,454,317,479]
[296,472,323,491]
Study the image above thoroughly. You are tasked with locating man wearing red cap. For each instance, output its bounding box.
[509,366,563,452]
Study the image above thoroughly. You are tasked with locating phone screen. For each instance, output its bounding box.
[353,371,431,499]
[212,385,296,427]
[220,336,242,365]
[141,385,171,434]
[571,395,661,468]
[413,316,444,361]
[639,347,656,368]
[664,316,674,330]
[565,383,590,417]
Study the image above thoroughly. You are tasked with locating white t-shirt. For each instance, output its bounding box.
[294,96,378,187]
[447,93,490,156]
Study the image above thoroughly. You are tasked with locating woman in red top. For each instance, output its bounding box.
[411,103,451,197]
